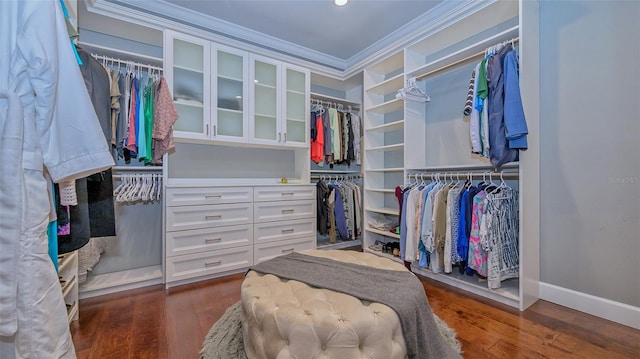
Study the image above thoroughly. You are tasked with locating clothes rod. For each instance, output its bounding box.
[91,54,164,73]
[311,175,361,180]
[311,170,361,174]
[112,166,163,171]
[113,174,163,180]
[311,98,360,110]
[416,36,519,81]
[407,172,519,180]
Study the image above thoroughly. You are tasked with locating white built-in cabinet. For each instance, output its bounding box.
[164,30,308,148]
[164,185,315,287]
[164,30,210,140]
[362,0,539,311]
[163,29,313,287]
[165,30,249,143]
[249,55,309,147]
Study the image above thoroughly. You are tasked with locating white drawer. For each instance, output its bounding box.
[254,236,316,264]
[253,200,315,223]
[166,224,253,257]
[253,186,315,202]
[253,218,315,244]
[165,245,253,283]
[166,203,252,232]
[166,187,252,206]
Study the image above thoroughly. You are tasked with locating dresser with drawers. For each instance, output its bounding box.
[164,184,316,287]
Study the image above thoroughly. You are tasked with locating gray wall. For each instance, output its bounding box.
[539,0,640,307]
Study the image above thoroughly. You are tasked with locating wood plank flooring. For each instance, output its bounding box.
[71,267,640,359]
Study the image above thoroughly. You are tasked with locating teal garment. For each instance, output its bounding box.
[47,222,58,272]
[47,182,58,272]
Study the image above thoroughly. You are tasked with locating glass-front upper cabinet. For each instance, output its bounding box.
[282,64,309,147]
[164,30,211,141]
[249,55,281,145]
[212,45,249,143]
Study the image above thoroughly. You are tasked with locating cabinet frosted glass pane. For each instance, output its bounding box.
[218,51,243,80]
[254,115,277,140]
[286,69,305,93]
[173,67,204,103]
[218,78,242,111]
[217,109,243,137]
[174,39,203,71]
[254,85,276,116]
[254,61,277,87]
[286,120,305,143]
[286,92,305,120]
[174,104,204,132]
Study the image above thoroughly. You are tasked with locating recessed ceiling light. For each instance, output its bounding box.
[334,0,348,6]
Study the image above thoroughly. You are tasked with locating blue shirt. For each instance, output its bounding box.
[503,49,528,149]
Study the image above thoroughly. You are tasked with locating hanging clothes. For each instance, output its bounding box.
[464,42,528,168]
[152,77,179,164]
[0,1,114,358]
[76,47,117,240]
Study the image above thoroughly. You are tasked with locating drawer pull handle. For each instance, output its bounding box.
[281,228,295,234]
[281,209,294,214]
[205,237,222,243]
[205,194,222,198]
[281,192,294,196]
[281,248,295,254]
[206,215,222,220]
[205,260,222,267]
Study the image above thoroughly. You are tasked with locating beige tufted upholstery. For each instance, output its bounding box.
[241,250,409,359]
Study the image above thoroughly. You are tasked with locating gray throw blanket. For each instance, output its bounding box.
[249,252,462,359]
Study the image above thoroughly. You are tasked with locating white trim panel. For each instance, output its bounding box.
[539,282,640,330]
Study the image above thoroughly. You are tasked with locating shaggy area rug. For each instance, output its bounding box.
[200,301,462,359]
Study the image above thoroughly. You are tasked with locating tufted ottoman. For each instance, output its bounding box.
[241,250,409,359]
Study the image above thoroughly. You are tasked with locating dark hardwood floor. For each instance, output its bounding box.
[71,266,640,359]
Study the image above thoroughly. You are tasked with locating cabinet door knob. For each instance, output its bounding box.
[205,214,222,220]
[281,248,294,254]
[278,132,282,142]
[280,192,294,196]
[205,194,222,198]
[206,124,209,136]
[283,132,287,142]
[281,209,294,214]
[281,228,295,234]
[205,237,222,243]
[213,125,217,136]
[205,260,222,267]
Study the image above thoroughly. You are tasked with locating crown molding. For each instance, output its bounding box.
[91,0,347,71]
[343,0,498,78]
[86,0,347,78]
[85,0,497,81]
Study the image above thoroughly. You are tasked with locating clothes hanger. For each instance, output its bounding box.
[403,77,431,102]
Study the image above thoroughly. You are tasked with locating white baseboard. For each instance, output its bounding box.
[539,282,640,330]
[79,265,163,299]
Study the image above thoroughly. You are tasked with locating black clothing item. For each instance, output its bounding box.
[58,46,116,254]
[87,169,116,237]
[346,113,355,165]
[316,180,331,235]
[58,179,91,254]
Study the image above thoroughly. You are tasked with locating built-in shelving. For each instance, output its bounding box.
[365,227,400,239]
[365,143,404,152]
[365,98,404,114]
[365,73,404,95]
[58,251,79,323]
[364,207,399,216]
[367,120,404,133]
